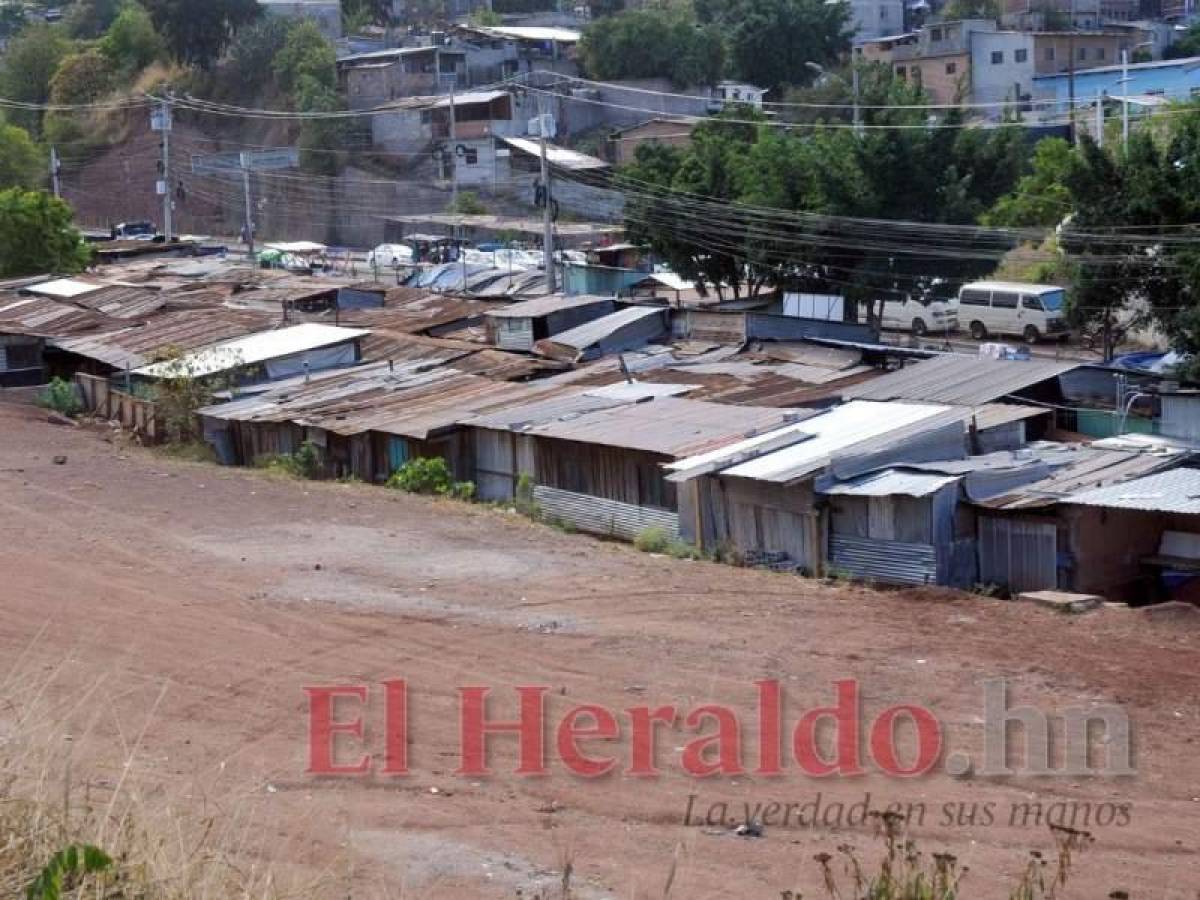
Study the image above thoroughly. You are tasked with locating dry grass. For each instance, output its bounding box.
[0,633,336,899]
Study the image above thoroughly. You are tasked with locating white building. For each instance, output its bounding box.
[846,0,907,44]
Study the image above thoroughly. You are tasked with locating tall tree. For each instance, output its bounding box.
[695,0,851,95]
[44,49,118,145]
[0,189,91,276]
[578,6,725,87]
[0,123,45,191]
[0,24,73,134]
[141,0,258,68]
[65,0,122,37]
[99,1,166,74]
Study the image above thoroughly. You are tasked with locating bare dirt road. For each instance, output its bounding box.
[0,399,1197,898]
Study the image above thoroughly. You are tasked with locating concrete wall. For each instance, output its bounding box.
[971,32,1035,113]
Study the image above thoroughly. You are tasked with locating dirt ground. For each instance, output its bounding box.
[0,399,1197,899]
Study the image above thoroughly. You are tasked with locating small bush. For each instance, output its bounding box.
[634,526,670,554]
[665,540,703,560]
[514,472,539,518]
[386,457,474,499]
[257,440,321,479]
[37,378,81,417]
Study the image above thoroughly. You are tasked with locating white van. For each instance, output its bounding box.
[876,284,959,336]
[952,281,1069,343]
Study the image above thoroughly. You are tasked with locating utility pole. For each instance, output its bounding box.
[159,95,173,242]
[240,151,255,258]
[49,146,60,199]
[1067,0,1077,144]
[1096,90,1104,147]
[448,87,458,207]
[851,65,862,135]
[1121,48,1131,149]
[538,95,556,294]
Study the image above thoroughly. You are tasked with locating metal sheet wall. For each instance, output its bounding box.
[977,516,1057,593]
[829,535,938,585]
[533,485,680,541]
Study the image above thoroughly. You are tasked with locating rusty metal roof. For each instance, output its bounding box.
[522,397,808,458]
[52,308,275,370]
[0,294,119,337]
[199,363,551,440]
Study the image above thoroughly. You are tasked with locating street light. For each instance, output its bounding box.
[805,60,862,135]
[1121,40,1154,149]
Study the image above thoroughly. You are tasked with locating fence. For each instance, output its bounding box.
[75,373,160,443]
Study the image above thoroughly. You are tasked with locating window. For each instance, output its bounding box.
[881,5,888,18]
[1097,47,1106,60]
[464,148,479,165]
[896,66,907,79]
[946,61,957,74]
[1044,46,1055,62]
[992,291,1020,309]
[1015,48,1028,63]
[960,289,991,306]
[1022,294,1044,311]
[931,26,943,41]
[1078,47,1087,60]
[911,65,921,78]
[991,50,1004,64]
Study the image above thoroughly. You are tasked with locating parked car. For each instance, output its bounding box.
[877,284,959,336]
[112,221,157,240]
[951,281,1069,343]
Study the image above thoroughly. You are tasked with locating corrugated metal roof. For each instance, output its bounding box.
[499,137,609,171]
[973,402,1053,430]
[24,278,107,299]
[200,363,553,440]
[0,295,118,337]
[52,309,277,370]
[1066,467,1200,513]
[134,324,368,378]
[485,294,612,319]
[537,306,666,353]
[843,355,1078,406]
[820,469,960,498]
[525,397,807,458]
[667,400,963,484]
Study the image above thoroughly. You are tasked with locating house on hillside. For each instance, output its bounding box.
[339,45,468,109]
[607,119,697,166]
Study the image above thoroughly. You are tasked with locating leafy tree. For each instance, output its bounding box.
[296,77,344,175]
[1165,22,1200,60]
[141,0,258,68]
[939,0,1000,19]
[983,137,1073,228]
[0,123,44,190]
[98,1,166,74]
[65,0,122,37]
[782,61,929,127]
[0,3,25,39]
[342,0,394,25]
[273,19,336,95]
[44,49,117,144]
[578,6,725,87]
[0,189,91,276]
[226,16,290,88]
[695,0,851,95]
[0,24,73,134]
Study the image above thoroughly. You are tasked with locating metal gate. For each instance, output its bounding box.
[977,517,1057,593]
